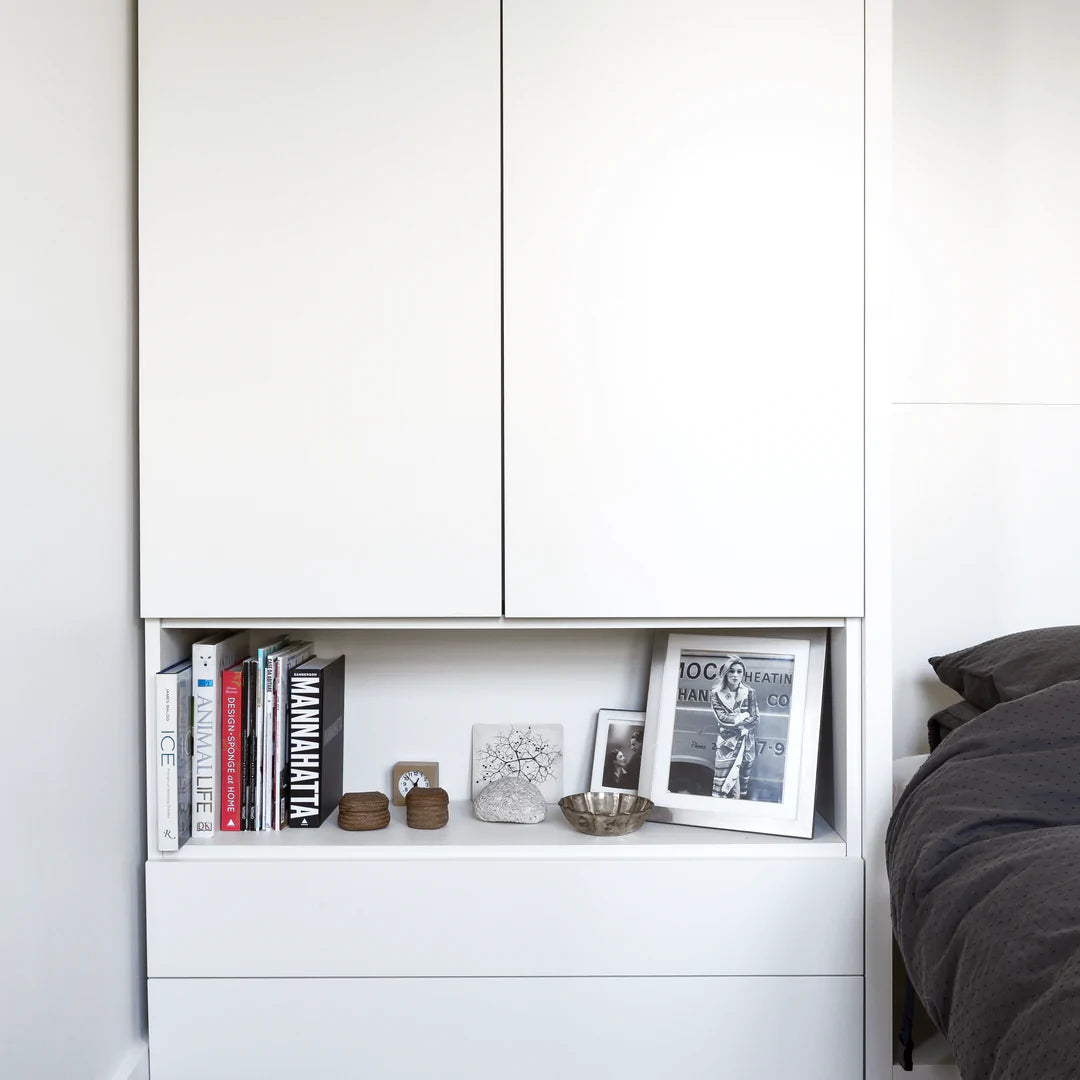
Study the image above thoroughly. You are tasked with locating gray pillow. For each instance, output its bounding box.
[929,625,1080,711]
[927,700,982,751]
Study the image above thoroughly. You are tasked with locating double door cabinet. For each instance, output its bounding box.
[139,0,863,621]
[139,0,868,1076]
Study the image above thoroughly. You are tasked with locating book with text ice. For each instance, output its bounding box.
[156,659,193,852]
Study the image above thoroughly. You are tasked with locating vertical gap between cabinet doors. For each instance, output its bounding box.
[862,0,868,622]
[499,0,506,615]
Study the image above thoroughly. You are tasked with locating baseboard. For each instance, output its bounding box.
[110,1042,149,1080]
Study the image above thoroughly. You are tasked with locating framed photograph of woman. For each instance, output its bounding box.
[589,709,646,794]
[638,631,827,838]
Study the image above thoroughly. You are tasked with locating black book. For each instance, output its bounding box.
[286,655,345,828]
[241,657,258,830]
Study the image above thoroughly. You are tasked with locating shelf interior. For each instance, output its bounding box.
[149,622,858,861]
[172,805,846,860]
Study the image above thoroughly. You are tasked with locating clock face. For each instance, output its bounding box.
[397,770,431,797]
[391,761,440,805]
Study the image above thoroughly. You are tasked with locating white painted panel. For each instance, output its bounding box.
[828,620,863,854]
[503,0,863,617]
[308,627,650,799]
[139,0,501,617]
[149,976,862,1080]
[147,857,863,977]
[864,2,894,1075]
[324,628,650,799]
[893,404,1080,756]
[894,1,1080,403]
[1,4,146,1078]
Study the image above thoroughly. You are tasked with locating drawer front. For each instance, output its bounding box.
[147,857,863,977]
[149,975,863,1080]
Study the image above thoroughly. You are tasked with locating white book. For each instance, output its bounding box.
[261,653,281,830]
[262,650,285,830]
[156,659,193,852]
[269,640,314,830]
[254,636,290,831]
[191,630,250,837]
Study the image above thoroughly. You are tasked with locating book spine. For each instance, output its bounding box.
[279,663,291,830]
[287,668,323,827]
[273,646,314,830]
[262,656,278,830]
[175,665,193,849]
[239,663,248,831]
[192,643,218,836]
[156,671,180,851]
[241,658,256,830]
[253,660,263,830]
[272,656,286,829]
[192,632,249,837]
[253,641,279,831]
[220,666,244,831]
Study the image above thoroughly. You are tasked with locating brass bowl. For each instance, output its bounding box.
[558,791,653,836]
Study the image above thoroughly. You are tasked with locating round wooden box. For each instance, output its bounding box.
[338,791,391,831]
[405,786,449,830]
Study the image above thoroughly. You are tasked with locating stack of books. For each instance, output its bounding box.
[155,631,345,851]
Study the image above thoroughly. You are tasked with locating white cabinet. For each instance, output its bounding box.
[139,0,864,622]
[138,0,876,1075]
[138,0,502,618]
[503,0,865,617]
[149,976,863,1080]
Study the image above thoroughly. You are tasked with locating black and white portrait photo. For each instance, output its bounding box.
[639,632,826,837]
[590,710,646,794]
[667,649,796,803]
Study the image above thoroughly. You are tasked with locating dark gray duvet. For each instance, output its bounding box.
[887,680,1080,1080]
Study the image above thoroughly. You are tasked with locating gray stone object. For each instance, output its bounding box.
[473,777,547,824]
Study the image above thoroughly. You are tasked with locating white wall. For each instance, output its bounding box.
[893,0,1080,755]
[0,4,146,1079]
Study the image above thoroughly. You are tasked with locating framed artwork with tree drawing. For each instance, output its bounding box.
[471,723,564,802]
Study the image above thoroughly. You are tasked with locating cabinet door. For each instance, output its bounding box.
[148,857,863,977]
[150,976,863,1079]
[504,0,864,617]
[139,0,501,617]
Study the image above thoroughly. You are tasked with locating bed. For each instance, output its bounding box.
[888,672,1080,1079]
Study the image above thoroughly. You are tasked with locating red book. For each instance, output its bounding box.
[220,662,244,831]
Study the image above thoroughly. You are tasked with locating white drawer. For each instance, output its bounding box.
[149,975,863,1080]
[147,856,863,977]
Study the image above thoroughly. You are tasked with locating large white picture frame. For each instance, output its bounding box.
[638,631,828,838]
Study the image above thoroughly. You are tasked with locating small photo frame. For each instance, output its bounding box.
[590,709,646,794]
[638,631,827,838]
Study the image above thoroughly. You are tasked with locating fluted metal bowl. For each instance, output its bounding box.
[558,791,653,836]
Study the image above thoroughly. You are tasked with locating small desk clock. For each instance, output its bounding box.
[391,761,440,806]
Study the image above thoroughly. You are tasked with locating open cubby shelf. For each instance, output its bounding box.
[147,620,860,862]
